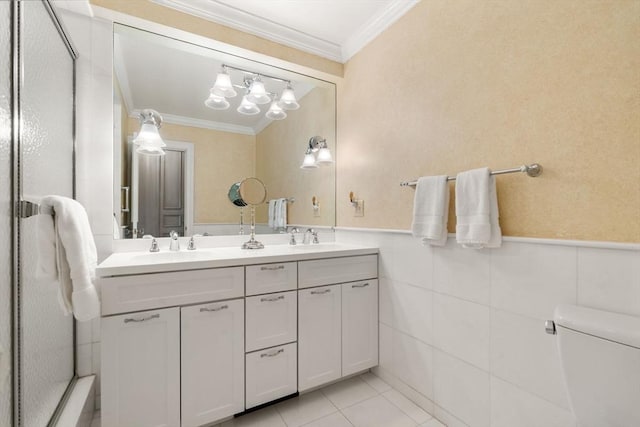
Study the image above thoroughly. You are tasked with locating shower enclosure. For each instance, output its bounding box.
[2,1,78,426]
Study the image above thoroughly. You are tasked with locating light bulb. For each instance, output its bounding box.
[246,78,271,104]
[237,96,260,115]
[212,69,237,98]
[265,101,287,120]
[316,147,333,165]
[136,145,166,156]
[204,92,230,110]
[278,85,299,110]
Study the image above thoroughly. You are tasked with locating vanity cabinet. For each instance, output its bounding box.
[102,307,181,427]
[181,299,244,427]
[99,249,378,427]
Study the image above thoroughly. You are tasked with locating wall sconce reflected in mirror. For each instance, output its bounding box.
[300,136,333,169]
[133,109,166,156]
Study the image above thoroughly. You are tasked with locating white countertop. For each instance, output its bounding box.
[96,243,379,277]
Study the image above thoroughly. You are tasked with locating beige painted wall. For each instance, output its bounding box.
[91,0,342,77]
[128,118,256,224]
[256,87,336,226]
[337,0,640,243]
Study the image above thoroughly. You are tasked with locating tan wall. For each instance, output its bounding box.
[91,0,342,77]
[337,0,640,243]
[256,87,336,226]
[128,118,256,224]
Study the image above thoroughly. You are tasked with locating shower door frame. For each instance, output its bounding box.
[11,1,79,426]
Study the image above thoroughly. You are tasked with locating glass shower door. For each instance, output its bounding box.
[15,1,76,426]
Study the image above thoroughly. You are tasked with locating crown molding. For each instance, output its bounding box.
[150,0,342,62]
[131,110,256,135]
[341,0,419,62]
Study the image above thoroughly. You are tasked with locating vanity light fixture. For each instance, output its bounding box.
[205,64,299,121]
[133,109,166,156]
[300,136,333,169]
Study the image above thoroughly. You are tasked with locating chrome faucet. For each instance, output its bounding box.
[303,228,315,245]
[149,238,159,253]
[288,227,300,245]
[187,234,202,250]
[312,230,320,244]
[169,230,180,251]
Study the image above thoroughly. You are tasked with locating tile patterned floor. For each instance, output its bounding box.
[91,372,447,427]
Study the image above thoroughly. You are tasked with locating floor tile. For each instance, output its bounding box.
[360,372,392,393]
[321,376,379,409]
[219,406,286,427]
[383,389,432,424]
[342,395,418,427]
[275,391,337,427]
[301,412,353,427]
[421,419,447,427]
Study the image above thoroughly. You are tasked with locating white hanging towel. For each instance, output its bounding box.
[275,198,287,229]
[411,175,449,246]
[36,196,100,321]
[268,199,277,229]
[455,168,502,249]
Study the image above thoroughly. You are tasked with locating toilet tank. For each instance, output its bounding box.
[554,305,640,427]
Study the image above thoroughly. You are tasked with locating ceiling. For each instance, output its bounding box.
[150,0,419,62]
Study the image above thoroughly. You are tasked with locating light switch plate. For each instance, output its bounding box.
[354,200,364,217]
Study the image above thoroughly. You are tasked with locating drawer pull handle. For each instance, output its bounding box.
[311,289,331,295]
[200,304,228,313]
[352,283,370,288]
[260,348,284,358]
[261,265,285,271]
[124,314,159,323]
[260,295,285,302]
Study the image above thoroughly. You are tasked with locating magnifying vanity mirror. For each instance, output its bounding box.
[112,24,336,239]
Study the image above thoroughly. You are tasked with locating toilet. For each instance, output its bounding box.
[550,304,640,427]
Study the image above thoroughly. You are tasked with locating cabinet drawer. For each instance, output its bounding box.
[298,255,378,289]
[246,291,297,352]
[100,267,244,315]
[246,343,297,409]
[246,262,297,296]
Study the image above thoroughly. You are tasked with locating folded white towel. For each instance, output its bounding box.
[268,199,277,229]
[36,196,100,321]
[455,168,502,248]
[411,175,449,246]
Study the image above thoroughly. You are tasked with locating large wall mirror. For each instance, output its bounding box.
[112,24,336,239]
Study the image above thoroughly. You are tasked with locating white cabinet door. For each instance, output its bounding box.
[181,299,244,427]
[342,280,379,376]
[245,343,297,409]
[298,285,342,391]
[245,291,297,352]
[102,307,180,427]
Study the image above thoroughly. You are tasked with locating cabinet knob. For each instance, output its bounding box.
[124,313,160,324]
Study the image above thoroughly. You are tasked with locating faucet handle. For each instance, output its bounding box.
[170,230,178,239]
[312,230,320,244]
[288,227,299,246]
[187,236,196,250]
[149,238,160,253]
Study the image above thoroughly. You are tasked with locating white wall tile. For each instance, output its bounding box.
[433,350,490,427]
[383,389,433,424]
[491,242,576,320]
[491,377,576,427]
[77,343,93,377]
[393,330,434,399]
[391,281,433,345]
[577,247,640,317]
[76,318,92,345]
[390,233,434,289]
[336,230,395,278]
[379,278,394,326]
[433,294,490,370]
[92,342,101,389]
[490,309,570,409]
[373,367,435,415]
[379,322,393,371]
[91,316,101,343]
[433,239,491,305]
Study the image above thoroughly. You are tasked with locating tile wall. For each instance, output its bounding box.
[336,229,640,427]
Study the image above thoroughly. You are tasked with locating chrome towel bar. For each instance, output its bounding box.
[400,163,543,187]
[17,200,54,218]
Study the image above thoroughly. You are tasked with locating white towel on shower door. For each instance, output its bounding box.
[36,196,100,321]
